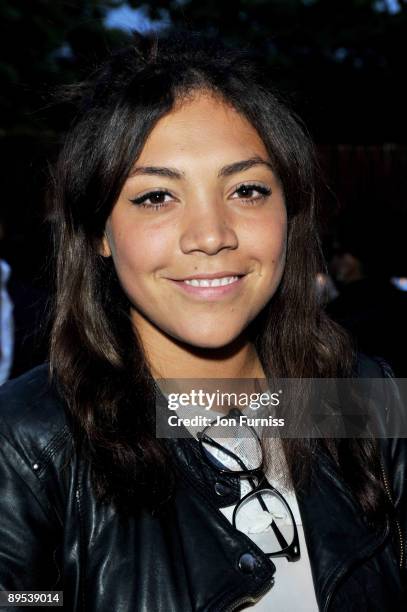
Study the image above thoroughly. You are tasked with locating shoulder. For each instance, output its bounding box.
[355,355,407,510]
[354,352,405,430]
[354,352,400,427]
[354,352,394,378]
[0,364,72,469]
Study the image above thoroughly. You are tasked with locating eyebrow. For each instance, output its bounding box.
[129,156,274,180]
[218,157,274,178]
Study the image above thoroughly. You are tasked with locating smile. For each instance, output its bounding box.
[169,275,246,299]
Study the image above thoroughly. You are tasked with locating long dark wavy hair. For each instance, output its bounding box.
[49,30,386,519]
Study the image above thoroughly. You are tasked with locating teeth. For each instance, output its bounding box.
[184,276,239,287]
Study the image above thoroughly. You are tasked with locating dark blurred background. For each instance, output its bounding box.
[1,0,406,381]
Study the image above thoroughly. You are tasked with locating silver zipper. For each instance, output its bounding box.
[223,577,275,612]
[380,459,405,568]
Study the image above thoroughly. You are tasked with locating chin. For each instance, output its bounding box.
[175,327,243,350]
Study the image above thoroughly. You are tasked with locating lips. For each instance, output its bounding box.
[168,274,246,300]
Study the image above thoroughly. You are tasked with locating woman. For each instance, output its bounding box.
[0,31,405,611]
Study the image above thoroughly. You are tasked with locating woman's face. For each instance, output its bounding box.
[103,92,287,350]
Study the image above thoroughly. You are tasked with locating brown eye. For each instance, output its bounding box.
[149,192,167,204]
[237,185,256,198]
[233,183,272,203]
[129,190,173,210]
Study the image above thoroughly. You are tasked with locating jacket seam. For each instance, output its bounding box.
[50,546,62,590]
[36,426,72,476]
[0,432,62,527]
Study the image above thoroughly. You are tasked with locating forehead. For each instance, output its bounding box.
[136,91,269,165]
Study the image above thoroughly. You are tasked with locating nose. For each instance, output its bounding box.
[179,199,238,256]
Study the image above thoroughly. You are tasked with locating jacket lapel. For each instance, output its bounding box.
[297,451,390,611]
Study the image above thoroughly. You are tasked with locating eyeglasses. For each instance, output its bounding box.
[197,408,300,562]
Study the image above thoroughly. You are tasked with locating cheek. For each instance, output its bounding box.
[245,213,287,269]
[110,223,171,276]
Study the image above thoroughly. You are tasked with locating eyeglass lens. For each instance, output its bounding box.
[234,489,296,556]
[201,421,262,472]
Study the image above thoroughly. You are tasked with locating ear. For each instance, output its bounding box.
[99,232,112,258]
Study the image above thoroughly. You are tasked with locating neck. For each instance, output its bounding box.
[135,321,265,381]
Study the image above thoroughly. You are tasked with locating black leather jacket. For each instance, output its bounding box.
[0,358,406,611]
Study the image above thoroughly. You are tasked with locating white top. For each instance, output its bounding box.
[176,403,319,611]
[219,459,319,611]
[0,260,14,385]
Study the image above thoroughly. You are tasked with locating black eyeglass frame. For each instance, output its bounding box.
[197,408,300,562]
